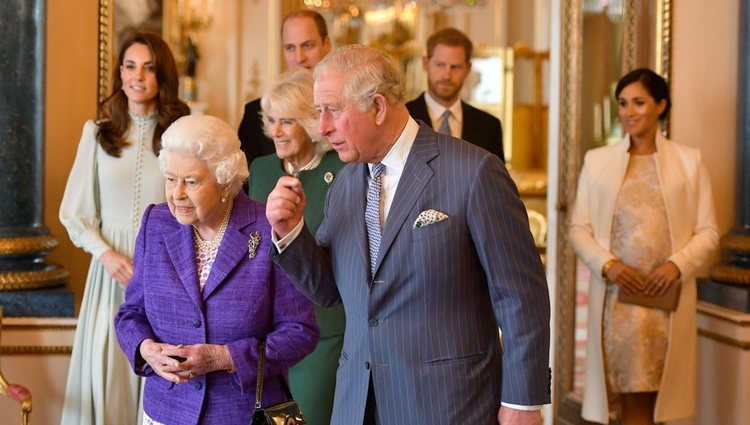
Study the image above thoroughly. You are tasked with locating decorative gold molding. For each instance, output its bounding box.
[698,329,750,350]
[658,0,673,137]
[710,265,750,285]
[710,230,750,284]
[0,346,72,355]
[622,0,637,74]
[513,170,548,197]
[698,303,750,326]
[2,323,76,332]
[721,233,750,253]
[1,310,74,354]
[554,1,581,421]
[244,59,261,102]
[0,235,58,255]
[657,0,673,82]
[98,0,113,106]
[0,268,69,291]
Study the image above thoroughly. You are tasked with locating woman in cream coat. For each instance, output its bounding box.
[570,69,719,424]
[59,32,189,425]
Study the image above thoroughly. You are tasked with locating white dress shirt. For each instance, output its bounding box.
[424,91,463,138]
[273,118,418,249]
[367,117,418,224]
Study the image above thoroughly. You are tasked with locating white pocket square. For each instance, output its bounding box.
[413,209,449,228]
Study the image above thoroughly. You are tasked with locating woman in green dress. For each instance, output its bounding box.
[248,68,345,425]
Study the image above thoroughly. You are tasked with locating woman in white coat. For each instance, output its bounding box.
[570,68,719,425]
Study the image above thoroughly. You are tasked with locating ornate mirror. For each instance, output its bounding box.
[554,0,672,423]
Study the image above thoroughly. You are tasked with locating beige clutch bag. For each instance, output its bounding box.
[618,282,681,311]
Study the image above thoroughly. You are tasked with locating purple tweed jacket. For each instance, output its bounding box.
[115,192,319,425]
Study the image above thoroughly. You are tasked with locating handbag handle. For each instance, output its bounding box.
[254,339,295,409]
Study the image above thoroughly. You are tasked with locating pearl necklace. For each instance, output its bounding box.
[193,199,233,252]
[286,152,323,177]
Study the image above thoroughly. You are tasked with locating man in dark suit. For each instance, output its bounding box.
[406,27,505,161]
[237,10,331,165]
[266,45,549,425]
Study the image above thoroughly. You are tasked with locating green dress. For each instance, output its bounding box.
[249,150,345,425]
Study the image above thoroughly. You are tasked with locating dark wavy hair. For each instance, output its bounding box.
[615,68,671,120]
[97,31,190,157]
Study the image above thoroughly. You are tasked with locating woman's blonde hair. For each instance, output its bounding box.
[260,68,331,153]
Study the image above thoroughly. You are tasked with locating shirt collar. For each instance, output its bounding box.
[368,117,419,176]
[424,91,463,123]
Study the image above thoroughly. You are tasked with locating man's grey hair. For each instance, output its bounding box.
[314,44,405,112]
[158,114,249,198]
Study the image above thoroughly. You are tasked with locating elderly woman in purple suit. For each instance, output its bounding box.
[115,114,319,425]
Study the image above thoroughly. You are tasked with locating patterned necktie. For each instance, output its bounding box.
[365,163,385,276]
[438,109,452,136]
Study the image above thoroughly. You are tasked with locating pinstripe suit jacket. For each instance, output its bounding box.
[274,123,550,424]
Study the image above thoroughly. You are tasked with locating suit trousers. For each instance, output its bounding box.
[363,380,380,425]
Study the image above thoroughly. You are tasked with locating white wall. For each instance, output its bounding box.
[672,0,739,249]
[0,318,75,425]
[672,0,741,423]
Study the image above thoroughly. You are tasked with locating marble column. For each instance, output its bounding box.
[0,0,70,311]
[699,0,750,311]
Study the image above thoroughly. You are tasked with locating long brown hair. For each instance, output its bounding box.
[97,32,190,157]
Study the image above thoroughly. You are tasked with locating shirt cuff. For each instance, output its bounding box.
[501,402,542,411]
[271,219,305,253]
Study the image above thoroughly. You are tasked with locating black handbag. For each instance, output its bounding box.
[250,339,306,425]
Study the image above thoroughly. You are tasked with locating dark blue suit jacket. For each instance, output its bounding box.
[238,98,276,165]
[406,92,505,161]
[275,122,549,425]
[116,193,319,425]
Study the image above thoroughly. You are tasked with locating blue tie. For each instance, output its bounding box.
[365,163,385,276]
[438,110,452,136]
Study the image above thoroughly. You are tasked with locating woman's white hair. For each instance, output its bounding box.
[260,68,331,154]
[313,44,404,112]
[158,114,249,198]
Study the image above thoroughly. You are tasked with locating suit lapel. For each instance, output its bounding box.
[348,163,370,270]
[413,94,431,126]
[374,125,437,275]
[353,164,370,270]
[653,134,685,250]
[597,137,632,248]
[460,101,474,141]
[202,196,257,299]
[164,225,204,311]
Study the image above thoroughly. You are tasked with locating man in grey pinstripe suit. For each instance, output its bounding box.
[267,45,550,425]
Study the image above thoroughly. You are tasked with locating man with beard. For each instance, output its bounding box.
[406,27,505,161]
